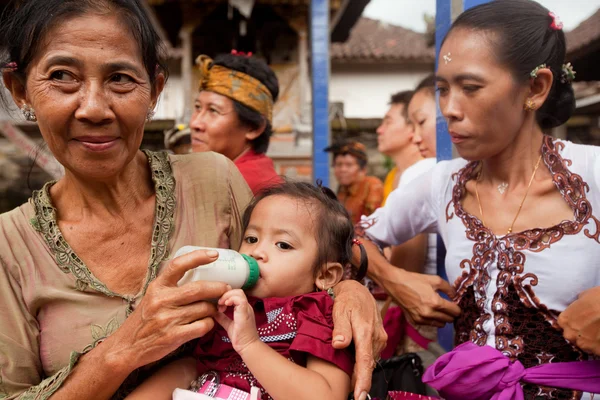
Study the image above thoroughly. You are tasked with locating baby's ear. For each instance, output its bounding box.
[314,262,344,291]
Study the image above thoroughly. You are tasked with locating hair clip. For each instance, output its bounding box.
[561,62,576,84]
[231,49,253,57]
[530,63,547,79]
[549,12,563,31]
[2,62,18,72]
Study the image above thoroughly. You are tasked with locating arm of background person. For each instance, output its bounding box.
[356,168,461,327]
[389,234,428,274]
[558,286,600,356]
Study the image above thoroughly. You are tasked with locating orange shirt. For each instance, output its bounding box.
[337,175,384,224]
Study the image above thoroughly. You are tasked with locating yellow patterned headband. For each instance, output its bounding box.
[196,55,273,123]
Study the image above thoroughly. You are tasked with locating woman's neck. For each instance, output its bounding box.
[232,144,252,162]
[390,145,424,177]
[480,120,545,190]
[50,151,154,221]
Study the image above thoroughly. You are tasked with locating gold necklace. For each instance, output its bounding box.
[475,154,543,235]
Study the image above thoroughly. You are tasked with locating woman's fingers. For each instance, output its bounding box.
[159,250,219,287]
[177,317,217,343]
[430,275,457,299]
[171,280,231,306]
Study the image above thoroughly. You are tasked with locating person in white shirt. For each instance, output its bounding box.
[358,0,600,398]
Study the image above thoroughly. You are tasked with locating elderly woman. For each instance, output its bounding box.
[0,1,385,399]
[190,53,283,194]
[359,0,600,398]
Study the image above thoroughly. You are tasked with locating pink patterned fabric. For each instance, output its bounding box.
[381,306,433,359]
[385,392,439,400]
[423,342,600,400]
[198,380,250,400]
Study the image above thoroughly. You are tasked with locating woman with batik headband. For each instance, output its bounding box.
[355,0,600,398]
[190,52,283,194]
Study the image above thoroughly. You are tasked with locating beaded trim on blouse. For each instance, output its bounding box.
[29,150,176,314]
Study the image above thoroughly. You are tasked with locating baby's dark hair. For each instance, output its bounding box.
[242,181,368,280]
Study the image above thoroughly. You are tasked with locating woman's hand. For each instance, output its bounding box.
[214,289,260,355]
[387,268,461,327]
[331,280,387,400]
[361,239,461,327]
[558,286,600,356]
[102,250,231,371]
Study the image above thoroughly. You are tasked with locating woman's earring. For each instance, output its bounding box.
[524,99,536,112]
[21,104,37,122]
[146,108,155,122]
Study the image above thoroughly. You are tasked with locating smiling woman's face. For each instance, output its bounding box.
[9,13,162,180]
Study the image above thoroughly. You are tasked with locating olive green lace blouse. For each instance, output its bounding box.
[0,151,252,399]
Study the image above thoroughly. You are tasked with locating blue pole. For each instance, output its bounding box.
[435,0,454,353]
[435,0,491,352]
[310,0,330,186]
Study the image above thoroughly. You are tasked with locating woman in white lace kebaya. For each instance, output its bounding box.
[359,1,600,399]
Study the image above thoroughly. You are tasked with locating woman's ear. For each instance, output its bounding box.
[151,72,166,106]
[315,262,344,290]
[3,73,27,109]
[244,118,267,141]
[527,67,553,110]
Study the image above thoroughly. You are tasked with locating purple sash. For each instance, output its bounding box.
[423,342,600,400]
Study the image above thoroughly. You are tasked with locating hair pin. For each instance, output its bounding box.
[549,12,563,31]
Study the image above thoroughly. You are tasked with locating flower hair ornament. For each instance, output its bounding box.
[530,64,547,79]
[231,49,253,57]
[530,63,576,84]
[561,62,576,84]
[549,11,563,30]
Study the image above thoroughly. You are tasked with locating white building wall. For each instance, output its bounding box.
[155,73,186,122]
[330,64,431,118]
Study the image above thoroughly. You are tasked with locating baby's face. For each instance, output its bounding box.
[240,195,319,298]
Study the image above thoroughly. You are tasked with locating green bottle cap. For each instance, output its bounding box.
[241,254,260,290]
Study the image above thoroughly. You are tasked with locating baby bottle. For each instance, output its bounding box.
[174,246,260,290]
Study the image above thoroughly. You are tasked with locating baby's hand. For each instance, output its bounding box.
[214,289,260,354]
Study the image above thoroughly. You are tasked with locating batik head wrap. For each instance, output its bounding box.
[324,141,368,163]
[196,55,273,123]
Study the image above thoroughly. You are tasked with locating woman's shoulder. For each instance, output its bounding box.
[0,201,37,271]
[0,201,35,235]
[552,137,600,161]
[164,151,248,193]
[168,151,233,177]
[550,138,600,180]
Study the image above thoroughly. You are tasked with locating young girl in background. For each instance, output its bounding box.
[126,182,367,400]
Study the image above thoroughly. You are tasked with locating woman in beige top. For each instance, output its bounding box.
[0,1,385,399]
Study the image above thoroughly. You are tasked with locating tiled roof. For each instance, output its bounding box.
[566,8,600,56]
[331,18,435,63]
